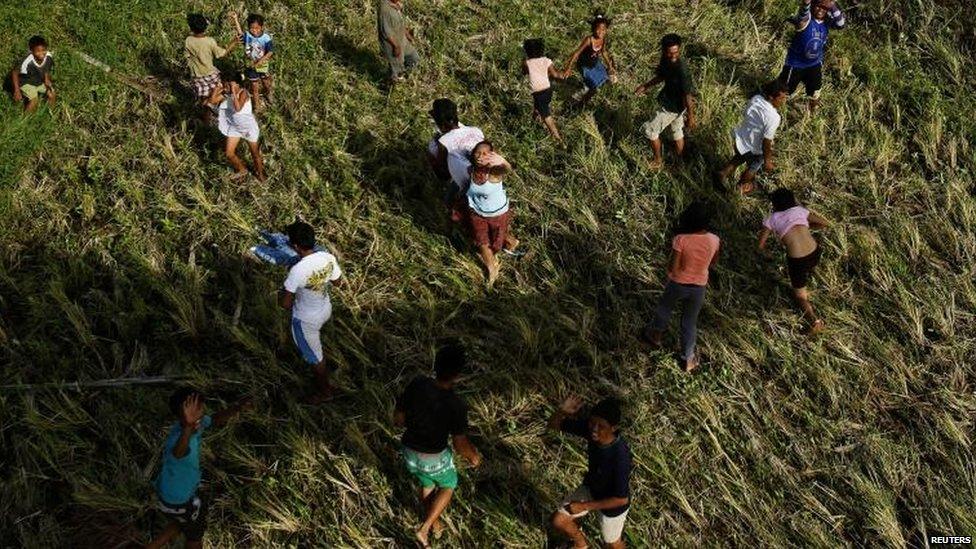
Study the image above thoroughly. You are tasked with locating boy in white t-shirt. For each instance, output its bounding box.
[715,79,788,194]
[278,221,343,403]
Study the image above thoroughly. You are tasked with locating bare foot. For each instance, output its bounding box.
[486,258,500,286]
[738,181,755,195]
[648,158,664,170]
[415,528,431,548]
[805,319,825,336]
[504,237,520,253]
[432,520,445,540]
[684,355,699,372]
[229,170,248,181]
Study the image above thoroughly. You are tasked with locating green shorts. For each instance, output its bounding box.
[402,446,458,489]
[21,83,47,101]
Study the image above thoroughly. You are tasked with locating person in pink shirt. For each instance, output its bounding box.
[523,38,566,143]
[642,203,720,372]
[758,188,829,334]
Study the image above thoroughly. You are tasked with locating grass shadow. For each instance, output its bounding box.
[322,32,389,85]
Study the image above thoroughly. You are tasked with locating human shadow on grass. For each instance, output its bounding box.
[322,32,390,85]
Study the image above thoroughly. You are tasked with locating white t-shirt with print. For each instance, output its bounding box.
[283,251,343,324]
[733,94,781,155]
[438,124,485,187]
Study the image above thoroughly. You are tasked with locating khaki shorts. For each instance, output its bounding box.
[21,83,47,101]
[642,109,685,141]
[557,484,630,544]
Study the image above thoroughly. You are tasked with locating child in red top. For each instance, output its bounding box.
[642,203,720,372]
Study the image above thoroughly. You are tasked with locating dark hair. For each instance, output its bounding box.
[590,11,611,32]
[220,69,243,84]
[286,220,316,250]
[770,188,799,212]
[430,98,458,128]
[661,33,682,50]
[434,343,466,381]
[678,201,712,234]
[246,13,265,26]
[169,387,202,417]
[187,13,209,34]
[27,35,48,50]
[469,140,494,162]
[762,78,788,98]
[591,398,622,427]
[523,38,545,59]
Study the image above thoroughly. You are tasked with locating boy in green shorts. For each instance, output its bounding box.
[11,36,55,112]
[394,343,482,547]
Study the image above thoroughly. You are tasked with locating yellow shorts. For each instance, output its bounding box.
[21,83,47,101]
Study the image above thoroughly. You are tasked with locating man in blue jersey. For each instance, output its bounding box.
[778,0,846,113]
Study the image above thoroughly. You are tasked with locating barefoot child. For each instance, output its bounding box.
[758,188,829,334]
[563,12,618,105]
[231,13,274,112]
[548,396,632,549]
[523,38,565,142]
[278,221,344,404]
[642,202,720,372]
[779,0,846,113]
[394,344,482,547]
[715,79,788,194]
[10,36,55,112]
[377,0,420,83]
[207,71,266,181]
[185,13,240,122]
[466,141,517,286]
[636,33,697,168]
[146,389,249,549]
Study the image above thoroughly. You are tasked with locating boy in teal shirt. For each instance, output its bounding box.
[146,389,250,549]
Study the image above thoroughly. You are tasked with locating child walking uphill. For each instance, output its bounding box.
[146,388,249,549]
[523,38,566,143]
[207,71,266,181]
[10,35,55,112]
[230,13,274,112]
[642,202,720,372]
[758,188,829,334]
[466,141,517,286]
[715,79,788,194]
[185,13,240,122]
[563,11,618,105]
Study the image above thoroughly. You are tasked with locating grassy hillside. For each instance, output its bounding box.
[1,0,974,546]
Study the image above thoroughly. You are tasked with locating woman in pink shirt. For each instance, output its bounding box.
[758,188,829,334]
[643,203,720,372]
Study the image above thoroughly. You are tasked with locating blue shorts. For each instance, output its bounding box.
[581,61,609,90]
[245,68,271,81]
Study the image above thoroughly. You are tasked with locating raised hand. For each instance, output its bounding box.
[181,393,205,431]
[559,395,584,415]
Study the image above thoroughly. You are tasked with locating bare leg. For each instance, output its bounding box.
[247,140,266,181]
[793,287,824,333]
[551,512,588,549]
[26,98,39,112]
[477,245,499,285]
[225,137,247,177]
[674,137,685,157]
[503,235,520,252]
[808,98,819,113]
[146,521,181,549]
[419,487,445,538]
[308,362,334,402]
[46,91,56,107]
[250,80,261,112]
[543,116,563,142]
[417,488,454,547]
[607,539,626,549]
[263,75,274,102]
[649,138,663,168]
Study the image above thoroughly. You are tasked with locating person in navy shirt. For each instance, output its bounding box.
[146,389,250,549]
[548,396,632,548]
[779,0,847,113]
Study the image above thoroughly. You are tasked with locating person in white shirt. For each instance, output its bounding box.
[715,79,788,194]
[278,221,343,403]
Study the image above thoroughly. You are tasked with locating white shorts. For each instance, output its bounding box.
[557,484,629,544]
[291,317,325,365]
[219,117,261,143]
[642,109,685,141]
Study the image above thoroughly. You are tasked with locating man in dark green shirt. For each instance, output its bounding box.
[636,34,697,168]
[377,0,419,82]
